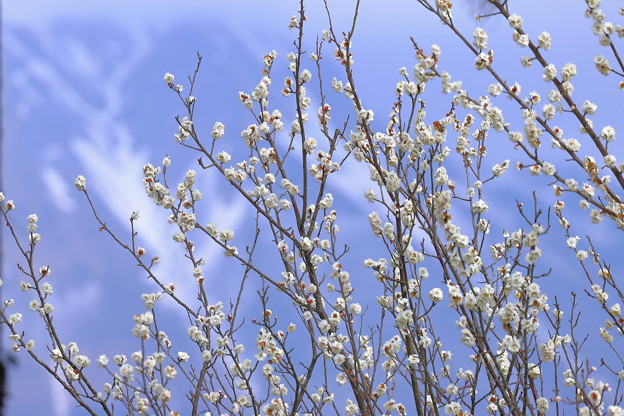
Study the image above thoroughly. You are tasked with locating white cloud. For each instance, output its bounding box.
[41,166,78,214]
[49,367,71,416]
[71,129,249,311]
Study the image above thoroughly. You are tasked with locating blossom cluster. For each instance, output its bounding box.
[2,0,624,415]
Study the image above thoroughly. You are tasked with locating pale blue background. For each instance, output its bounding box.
[3,0,622,414]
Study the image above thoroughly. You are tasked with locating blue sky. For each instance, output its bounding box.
[3,0,622,414]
